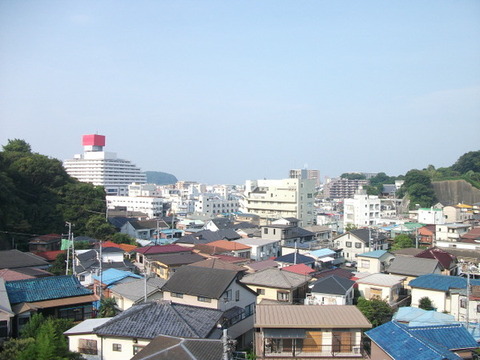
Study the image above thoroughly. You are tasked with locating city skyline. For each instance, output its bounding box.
[1,1,479,184]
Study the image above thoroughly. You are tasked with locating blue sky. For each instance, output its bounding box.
[1,1,479,184]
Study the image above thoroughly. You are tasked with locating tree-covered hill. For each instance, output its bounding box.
[145,171,178,185]
[0,139,110,250]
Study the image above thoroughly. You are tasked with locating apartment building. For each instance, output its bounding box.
[64,134,146,196]
[324,178,368,199]
[289,168,320,187]
[243,178,315,226]
[343,187,381,227]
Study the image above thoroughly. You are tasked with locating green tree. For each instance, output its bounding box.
[345,224,357,232]
[418,296,434,310]
[20,313,45,339]
[85,215,116,240]
[2,139,32,153]
[98,297,118,318]
[391,234,414,250]
[356,297,394,327]
[340,173,366,180]
[0,338,35,360]
[451,150,480,174]
[48,253,67,276]
[110,232,136,245]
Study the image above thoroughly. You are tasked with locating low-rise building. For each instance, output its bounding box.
[356,273,405,306]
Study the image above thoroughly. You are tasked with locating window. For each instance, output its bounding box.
[224,289,232,301]
[264,228,268,234]
[0,321,7,338]
[346,242,352,248]
[277,291,289,302]
[360,259,370,268]
[332,331,353,353]
[112,343,122,352]
[355,243,362,249]
[197,296,212,303]
[235,290,240,302]
[171,292,184,298]
[79,274,85,281]
[133,345,145,355]
[477,304,480,313]
[257,288,265,295]
[78,339,98,355]
[460,297,467,308]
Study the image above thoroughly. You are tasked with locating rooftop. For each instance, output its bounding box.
[356,273,406,287]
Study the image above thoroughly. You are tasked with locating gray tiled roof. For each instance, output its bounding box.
[94,301,223,339]
[387,256,441,277]
[110,277,166,303]
[131,335,224,360]
[149,253,205,266]
[0,250,49,269]
[310,275,355,295]
[240,268,310,289]
[176,229,240,245]
[162,266,238,299]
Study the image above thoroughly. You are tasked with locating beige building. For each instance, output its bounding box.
[243,178,315,226]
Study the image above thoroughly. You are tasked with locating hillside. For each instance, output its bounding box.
[432,180,480,205]
[146,171,178,185]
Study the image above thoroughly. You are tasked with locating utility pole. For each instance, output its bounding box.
[65,222,73,275]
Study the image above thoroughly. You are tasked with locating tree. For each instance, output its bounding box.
[98,297,118,318]
[418,296,434,310]
[451,150,480,174]
[391,234,414,250]
[356,297,394,327]
[48,253,67,276]
[2,139,32,153]
[85,215,116,240]
[340,173,366,180]
[345,224,357,232]
[0,338,35,360]
[110,232,136,245]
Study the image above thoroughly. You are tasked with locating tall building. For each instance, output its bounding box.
[343,187,381,227]
[243,178,315,226]
[323,178,369,199]
[289,168,320,187]
[64,134,146,196]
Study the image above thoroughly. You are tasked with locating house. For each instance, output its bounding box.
[199,240,252,259]
[387,256,443,290]
[392,306,458,326]
[417,225,436,246]
[0,279,14,344]
[243,259,279,273]
[415,247,458,276]
[176,229,241,247]
[356,273,406,306]
[282,264,316,276]
[131,334,224,360]
[109,277,166,311]
[260,224,316,250]
[64,301,225,360]
[449,285,480,324]
[366,321,478,360]
[149,252,205,279]
[409,274,480,314]
[334,229,388,262]
[356,250,394,274]
[92,268,142,299]
[134,244,191,272]
[189,257,247,273]
[274,252,315,269]
[233,238,281,261]
[5,275,97,336]
[28,233,62,252]
[120,219,170,240]
[162,266,257,345]
[254,304,372,359]
[313,268,355,281]
[435,223,472,248]
[305,275,355,305]
[307,248,343,267]
[240,268,311,304]
[74,248,136,288]
[33,250,66,263]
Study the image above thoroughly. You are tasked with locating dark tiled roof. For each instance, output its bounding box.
[135,244,189,255]
[189,258,246,273]
[131,335,224,360]
[162,266,238,299]
[313,268,355,280]
[0,250,49,269]
[388,257,441,276]
[6,275,92,304]
[415,248,457,269]
[151,253,205,266]
[310,275,355,295]
[347,228,386,244]
[108,217,137,229]
[94,301,223,339]
[275,253,315,265]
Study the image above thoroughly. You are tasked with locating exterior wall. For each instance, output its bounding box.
[418,208,444,225]
[435,224,471,243]
[357,283,402,305]
[107,195,165,218]
[356,257,381,274]
[369,341,393,360]
[443,206,474,223]
[410,288,448,312]
[102,336,150,360]
[335,234,370,261]
[245,284,294,304]
[305,287,354,305]
[344,190,381,227]
[194,194,240,216]
[450,293,480,322]
[244,178,315,227]
[234,239,280,261]
[0,312,12,343]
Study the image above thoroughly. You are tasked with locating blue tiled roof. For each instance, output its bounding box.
[358,250,388,258]
[409,274,480,291]
[309,248,335,258]
[93,268,142,286]
[366,321,475,359]
[6,275,92,304]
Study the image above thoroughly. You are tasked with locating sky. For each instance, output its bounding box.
[1,1,479,185]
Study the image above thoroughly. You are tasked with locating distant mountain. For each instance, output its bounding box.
[146,171,178,185]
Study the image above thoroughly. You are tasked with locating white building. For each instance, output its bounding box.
[64,135,146,196]
[289,168,320,187]
[194,193,240,217]
[107,195,166,218]
[417,207,445,225]
[343,187,381,227]
[243,178,315,226]
[233,238,281,261]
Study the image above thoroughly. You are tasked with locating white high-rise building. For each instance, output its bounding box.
[64,134,146,196]
[343,187,381,227]
[243,178,315,226]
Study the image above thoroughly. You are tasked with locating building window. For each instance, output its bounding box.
[332,331,353,353]
[0,321,7,338]
[360,259,370,268]
[79,274,85,281]
[355,243,362,249]
[133,345,145,355]
[235,290,240,301]
[112,344,122,352]
[197,296,212,303]
[78,339,98,355]
[460,297,467,308]
[277,291,289,302]
[224,289,232,301]
[346,242,352,248]
[264,228,268,234]
[257,288,265,295]
[171,292,184,298]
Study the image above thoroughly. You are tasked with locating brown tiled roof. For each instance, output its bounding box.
[189,258,246,272]
[12,294,99,314]
[255,304,371,328]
